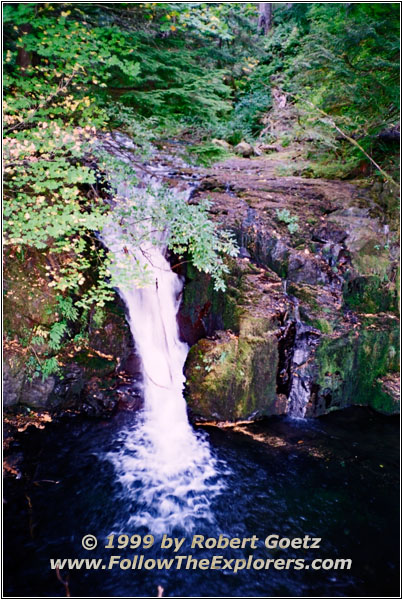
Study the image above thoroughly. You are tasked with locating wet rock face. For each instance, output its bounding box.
[287,321,321,418]
[306,315,400,416]
[182,259,292,421]
[3,294,133,417]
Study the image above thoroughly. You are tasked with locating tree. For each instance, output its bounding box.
[3,2,240,378]
[258,3,272,35]
[16,23,33,73]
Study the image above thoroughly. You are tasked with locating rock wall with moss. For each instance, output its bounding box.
[3,247,133,417]
[4,150,400,424]
[182,259,290,421]
[180,154,400,421]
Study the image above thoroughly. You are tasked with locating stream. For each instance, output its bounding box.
[4,408,399,597]
[100,159,224,535]
[4,142,400,597]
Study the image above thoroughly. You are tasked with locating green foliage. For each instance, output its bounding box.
[302,155,362,180]
[263,3,400,180]
[48,321,68,351]
[26,355,61,381]
[215,86,271,143]
[56,295,79,322]
[3,2,245,378]
[3,1,399,381]
[105,103,157,158]
[167,196,238,291]
[295,3,399,130]
[276,209,299,234]
[184,142,232,167]
[102,172,238,293]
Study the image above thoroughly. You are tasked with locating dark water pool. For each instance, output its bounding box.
[4,407,400,597]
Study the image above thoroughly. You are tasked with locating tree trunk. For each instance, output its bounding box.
[258,3,272,35]
[17,24,32,74]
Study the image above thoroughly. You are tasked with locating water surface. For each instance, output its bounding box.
[4,407,399,597]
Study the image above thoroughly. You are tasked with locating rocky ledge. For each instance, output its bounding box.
[178,153,399,421]
[3,147,400,426]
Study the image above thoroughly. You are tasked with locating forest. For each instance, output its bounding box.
[3,3,401,599]
[3,2,400,377]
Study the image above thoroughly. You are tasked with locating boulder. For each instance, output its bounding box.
[3,357,25,407]
[186,325,279,422]
[182,259,291,421]
[234,141,255,158]
[20,376,56,409]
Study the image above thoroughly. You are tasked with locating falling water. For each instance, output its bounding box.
[101,172,225,535]
[287,298,320,419]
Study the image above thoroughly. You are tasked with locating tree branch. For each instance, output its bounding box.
[291,93,400,189]
[4,68,79,135]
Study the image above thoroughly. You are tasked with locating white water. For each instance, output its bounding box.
[102,177,225,535]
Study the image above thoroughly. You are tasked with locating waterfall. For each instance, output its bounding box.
[287,298,320,419]
[101,168,225,535]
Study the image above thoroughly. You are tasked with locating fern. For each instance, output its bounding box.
[48,322,68,351]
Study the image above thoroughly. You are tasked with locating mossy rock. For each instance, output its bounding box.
[3,354,26,407]
[3,249,59,340]
[287,282,342,335]
[325,207,399,314]
[186,324,279,421]
[183,262,241,332]
[3,245,131,412]
[312,316,400,415]
[310,318,333,335]
[342,237,398,313]
[287,283,320,313]
[183,257,290,421]
[181,258,271,343]
[86,299,132,364]
[343,275,398,314]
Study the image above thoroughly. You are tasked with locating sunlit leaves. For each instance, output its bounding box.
[103,169,238,293]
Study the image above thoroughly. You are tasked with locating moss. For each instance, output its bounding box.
[212,291,242,332]
[342,233,398,314]
[184,259,283,421]
[3,250,58,339]
[343,275,398,314]
[186,325,278,421]
[311,318,333,334]
[275,257,289,280]
[87,298,131,360]
[182,259,253,336]
[3,244,131,410]
[353,239,390,276]
[353,319,399,408]
[314,316,400,414]
[287,283,320,312]
[74,351,116,376]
